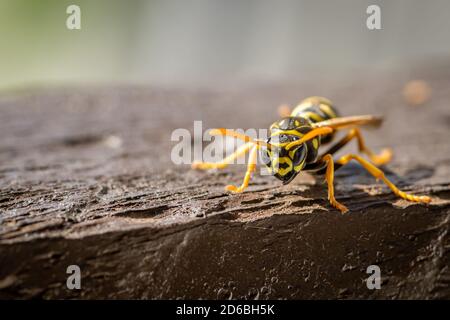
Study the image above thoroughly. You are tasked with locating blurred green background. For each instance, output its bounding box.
[1,0,450,89]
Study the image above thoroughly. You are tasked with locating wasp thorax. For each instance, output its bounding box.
[270,116,311,132]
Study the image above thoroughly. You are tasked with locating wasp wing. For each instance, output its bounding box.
[313,115,383,130]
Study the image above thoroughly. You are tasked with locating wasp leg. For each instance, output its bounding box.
[321,128,392,166]
[225,145,259,193]
[277,104,292,117]
[192,142,254,170]
[336,153,431,204]
[321,154,349,214]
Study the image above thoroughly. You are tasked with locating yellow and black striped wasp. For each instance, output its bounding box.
[192,96,431,213]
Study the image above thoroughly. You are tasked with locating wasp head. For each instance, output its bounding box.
[260,133,308,184]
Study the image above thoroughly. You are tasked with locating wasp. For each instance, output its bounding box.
[192,96,431,213]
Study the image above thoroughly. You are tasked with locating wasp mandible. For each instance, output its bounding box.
[192,96,431,213]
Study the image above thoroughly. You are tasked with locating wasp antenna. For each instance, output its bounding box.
[209,128,253,143]
[209,128,270,148]
[286,127,334,150]
[254,139,272,149]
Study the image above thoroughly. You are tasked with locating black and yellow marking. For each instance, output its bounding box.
[191,96,432,213]
[290,96,339,144]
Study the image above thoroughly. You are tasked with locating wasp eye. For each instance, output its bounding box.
[260,150,271,165]
[292,143,307,168]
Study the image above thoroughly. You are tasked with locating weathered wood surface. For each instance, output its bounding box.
[0,67,449,299]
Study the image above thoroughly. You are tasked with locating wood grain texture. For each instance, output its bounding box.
[0,67,449,299]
